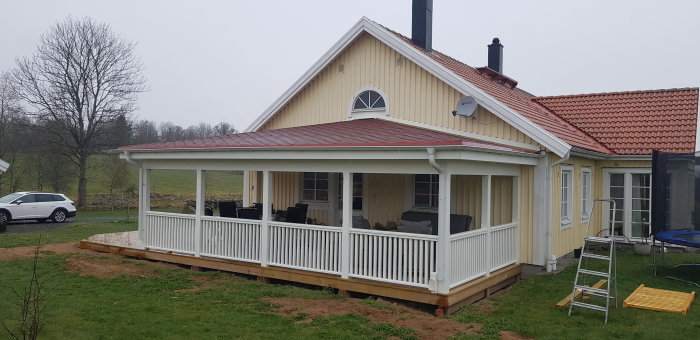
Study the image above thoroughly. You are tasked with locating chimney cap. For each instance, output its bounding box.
[490,38,502,46]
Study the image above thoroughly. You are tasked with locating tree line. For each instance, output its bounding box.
[0,17,237,208]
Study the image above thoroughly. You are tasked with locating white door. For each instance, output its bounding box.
[603,169,652,239]
[12,194,41,219]
[36,194,59,218]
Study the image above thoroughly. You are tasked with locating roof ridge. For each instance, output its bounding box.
[534,87,700,100]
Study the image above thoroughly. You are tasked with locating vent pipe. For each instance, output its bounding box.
[488,38,503,73]
[411,0,433,52]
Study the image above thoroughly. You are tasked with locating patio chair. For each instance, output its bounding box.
[238,207,260,220]
[285,206,307,224]
[219,201,237,218]
[294,203,309,215]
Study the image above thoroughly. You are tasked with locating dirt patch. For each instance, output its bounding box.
[0,242,96,261]
[473,299,496,315]
[63,256,158,278]
[500,330,534,340]
[175,275,228,293]
[266,297,481,340]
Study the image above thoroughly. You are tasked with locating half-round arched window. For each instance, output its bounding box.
[352,90,386,112]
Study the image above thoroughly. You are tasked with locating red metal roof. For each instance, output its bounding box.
[388,30,614,155]
[119,118,535,154]
[534,88,699,154]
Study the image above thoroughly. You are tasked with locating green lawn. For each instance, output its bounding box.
[2,222,700,339]
[0,221,137,248]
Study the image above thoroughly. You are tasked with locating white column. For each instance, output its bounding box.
[341,171,352,279]
[195,169,205,257]
[139,167,150,243]
[436,171,452,293]
[260,170,272,266]
[483,175,492,274]
[533,154,549,266]
[242,171,250,207]
[512,176,520,264]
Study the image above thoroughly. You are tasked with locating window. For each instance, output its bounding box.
[338,173,363,210]
[581,167,592,221]
[560,165,573,228]
[303,172,328,201]
[415,174,439,208]
[352,90,386,112]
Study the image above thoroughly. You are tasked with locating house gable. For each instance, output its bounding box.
[246,17,572,157]
[261,33,535,149]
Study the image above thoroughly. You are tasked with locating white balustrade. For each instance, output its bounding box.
[201,217,261,263]
[268,222,342,274]
[143,211,196,254]
[349,229,437,288]
[449,222,518,288]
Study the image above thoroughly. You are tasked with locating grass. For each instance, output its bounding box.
[3,224,700,339]
[0,221,137,248]
[0,154,243,199]
[451,247,700,339]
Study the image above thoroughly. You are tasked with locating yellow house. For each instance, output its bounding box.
[106,2,699,313]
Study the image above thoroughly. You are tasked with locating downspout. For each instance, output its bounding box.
[122,151,139,166]
[545,150,570,272]
[427,147,443,173]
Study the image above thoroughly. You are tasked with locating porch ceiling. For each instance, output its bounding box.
[119,118,538,155]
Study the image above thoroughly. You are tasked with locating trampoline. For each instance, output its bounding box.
[651,150,700,284]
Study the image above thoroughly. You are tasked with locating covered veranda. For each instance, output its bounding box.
[97,119,540,309]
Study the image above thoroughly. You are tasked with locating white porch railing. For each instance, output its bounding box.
[143,211,196,254]
[349,229,437,288]
[141,212,518,291]
[449,222,519,288]
[201,216,261,263]
[268,222,342,275]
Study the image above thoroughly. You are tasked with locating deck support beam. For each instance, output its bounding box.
[260,170,272,266]
[341,171,352,279]
[436,171,452,294]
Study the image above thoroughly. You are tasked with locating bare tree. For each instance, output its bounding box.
[214,121,237,135]
[132,119,159,144]
[12,17,146,208]
[158,121,184,142]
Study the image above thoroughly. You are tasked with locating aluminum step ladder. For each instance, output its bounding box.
[568,198,618,324]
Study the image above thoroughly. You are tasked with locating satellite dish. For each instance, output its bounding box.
[452,96,477,118]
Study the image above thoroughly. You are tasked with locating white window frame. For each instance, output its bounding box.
[581,167,592,222]
[348,87,389,119]
[602,168,652,240]
[414,173,440,209]
[560,165,574,229]
[301,172,330,207]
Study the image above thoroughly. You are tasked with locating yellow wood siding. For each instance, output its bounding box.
[452,175,483,229]
[261,33,535,146]
[518,165,535,264]
[491,176,513,226]
[366,173,410,226]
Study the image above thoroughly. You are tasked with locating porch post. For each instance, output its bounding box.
[513,176,520,263]
[328,173,339,226]
[341,171,352,279]
[242,171,250,206]
[436,171,452,294]
[483,175,492,274]
[138,166,150,242]
[260,170,272,266]
[195,169,205,257]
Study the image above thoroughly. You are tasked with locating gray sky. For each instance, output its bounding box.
[1,0,698,131]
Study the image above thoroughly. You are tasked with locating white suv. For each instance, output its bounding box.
[0,192,77,223]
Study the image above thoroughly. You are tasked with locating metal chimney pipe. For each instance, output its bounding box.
[488,38,503,73]
[411,0,433,52]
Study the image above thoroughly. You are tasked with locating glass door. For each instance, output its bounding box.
[603,170,652,240]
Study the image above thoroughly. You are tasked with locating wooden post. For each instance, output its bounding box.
[260,170,272,267]
[195,169,205,257]
[242,171,250,207]
[436,171,451,294]
[341,171,352,279]
[482,175,492,274]
[512,176,520,263]
[328,173,339,226]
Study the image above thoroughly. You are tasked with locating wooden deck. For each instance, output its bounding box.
[80,231,521,314]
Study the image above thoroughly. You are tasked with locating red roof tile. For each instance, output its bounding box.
[388,30,614,155]
[119,118,535,154]
[534,88,699,154]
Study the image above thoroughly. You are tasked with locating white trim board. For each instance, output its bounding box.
[0,159,8,173]
[243,17,571,158]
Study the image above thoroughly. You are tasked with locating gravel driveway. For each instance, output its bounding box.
[2,217,133,234]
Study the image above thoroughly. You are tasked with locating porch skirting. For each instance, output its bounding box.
[80,231,521,313]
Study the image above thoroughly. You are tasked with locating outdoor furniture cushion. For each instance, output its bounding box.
[399,211,472,235]
[238,208,260,220]
[397,219,432,234]
[286,206,307,224]
[219,201,238,218]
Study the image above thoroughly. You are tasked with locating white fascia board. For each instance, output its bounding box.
[245,17,570,157]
